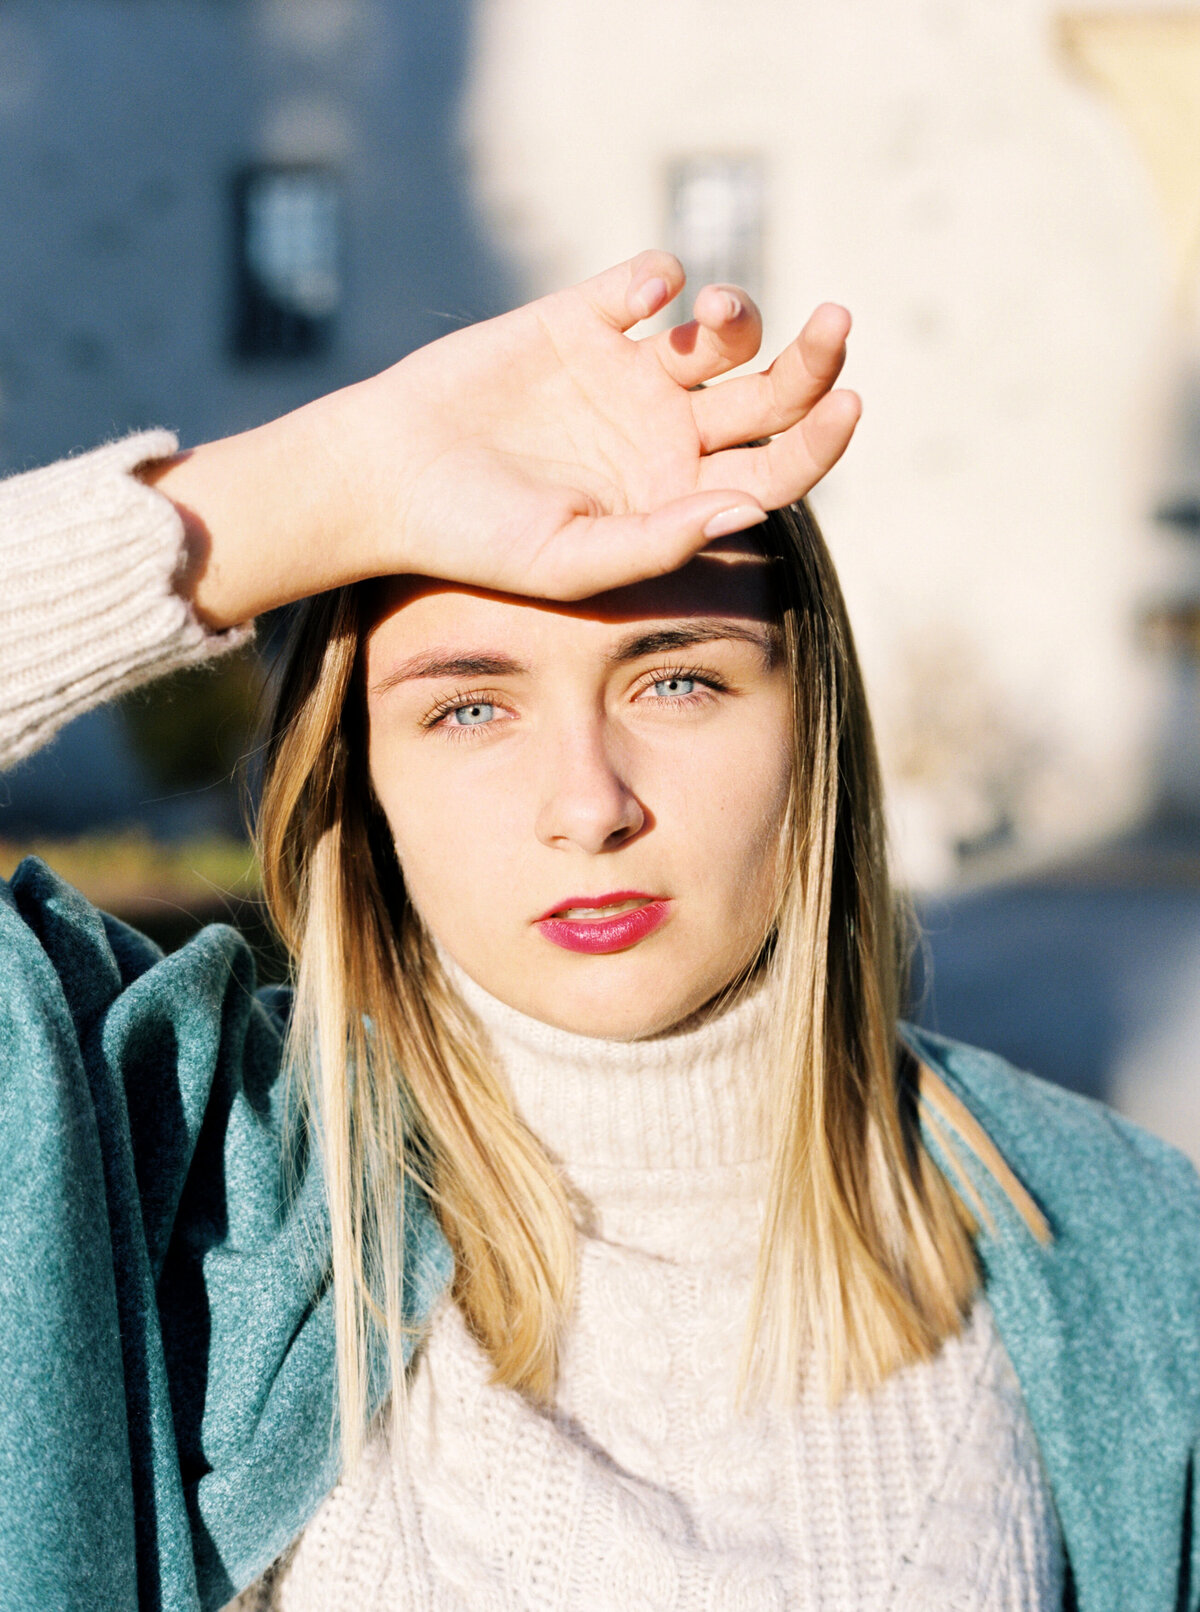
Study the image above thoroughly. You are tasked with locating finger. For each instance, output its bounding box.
[696,389,862,508]
[532,493,768,601]
[642,284,763,388]
[569,249,686,333]
[691,302,851,454]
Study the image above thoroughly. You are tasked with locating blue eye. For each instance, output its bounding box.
[651,677,696,697]
[451,702,495,725]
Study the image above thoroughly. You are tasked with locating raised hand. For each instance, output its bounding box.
[146,250,860,626]
[346,249,859,600]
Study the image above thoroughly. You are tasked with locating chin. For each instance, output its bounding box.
[512,952,731,1041]
[528,995,687,1041]
[439,922,756,1041]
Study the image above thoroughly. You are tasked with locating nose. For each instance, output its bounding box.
[534,717,645,854]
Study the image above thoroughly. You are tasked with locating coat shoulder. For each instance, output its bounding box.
[903,1021,1200,1293]
[905,1021,1200,1192]
[902,1026,1200,1610]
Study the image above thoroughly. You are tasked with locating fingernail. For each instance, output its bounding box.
[631,276,669,319]
[722,291,742,321]
[703,505,767,539]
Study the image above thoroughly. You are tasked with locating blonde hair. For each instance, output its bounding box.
[258,500,980,1474]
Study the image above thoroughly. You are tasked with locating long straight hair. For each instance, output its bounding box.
[257,500,979,1473]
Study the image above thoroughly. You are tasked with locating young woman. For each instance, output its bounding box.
[0,252,1196,1612]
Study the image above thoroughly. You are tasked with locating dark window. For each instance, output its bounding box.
[232,164,341,360]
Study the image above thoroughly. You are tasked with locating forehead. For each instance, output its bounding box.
[366,540,777,666]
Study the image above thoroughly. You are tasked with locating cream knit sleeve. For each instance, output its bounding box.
[0,429,253,769]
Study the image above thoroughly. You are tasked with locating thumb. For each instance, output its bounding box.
[536,492,768,600]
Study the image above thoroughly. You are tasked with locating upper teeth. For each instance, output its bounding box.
[559,900,645,919]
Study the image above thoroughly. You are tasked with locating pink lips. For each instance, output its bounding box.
[534,892,671,955]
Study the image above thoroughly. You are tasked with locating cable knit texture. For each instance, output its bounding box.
[0,430,251,768]
[242,965,1064,1612]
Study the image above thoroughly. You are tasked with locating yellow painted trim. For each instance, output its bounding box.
[918,1062,1053,1248]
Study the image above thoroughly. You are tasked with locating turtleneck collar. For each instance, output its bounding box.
[440,953,776,1176]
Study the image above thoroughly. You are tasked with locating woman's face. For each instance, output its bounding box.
[364,542,793,1038]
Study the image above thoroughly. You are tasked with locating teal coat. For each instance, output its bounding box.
[2,856,1199,1612]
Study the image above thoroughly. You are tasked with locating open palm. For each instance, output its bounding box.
[357,250,860,600]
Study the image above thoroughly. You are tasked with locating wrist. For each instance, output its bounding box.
[141,391,372,629]
[320,357,424,583]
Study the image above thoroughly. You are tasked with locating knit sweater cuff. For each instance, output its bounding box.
[0,429,254,769]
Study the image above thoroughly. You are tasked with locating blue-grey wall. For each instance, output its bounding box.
[0,0,517,834]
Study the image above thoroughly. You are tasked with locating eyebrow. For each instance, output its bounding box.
[369,620,781,696]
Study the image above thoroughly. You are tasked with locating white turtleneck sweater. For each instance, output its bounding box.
[243,966,1064,1612]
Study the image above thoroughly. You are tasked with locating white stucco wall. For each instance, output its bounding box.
[461,0,1183,886]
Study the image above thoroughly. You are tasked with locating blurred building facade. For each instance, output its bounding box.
[0,0,1197,883]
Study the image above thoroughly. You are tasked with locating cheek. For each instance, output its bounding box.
[688,708,792,859]
[714,749,792,904]
[368,738,522,930]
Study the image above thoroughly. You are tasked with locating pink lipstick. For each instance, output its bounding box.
[534,891,670,955]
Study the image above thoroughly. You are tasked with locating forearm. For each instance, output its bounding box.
[129,259,862,632]
[0,431,251,770]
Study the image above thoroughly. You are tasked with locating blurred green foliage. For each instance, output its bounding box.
[4,638,295,981]
[0,831,258,905]
[0,831,288,983]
